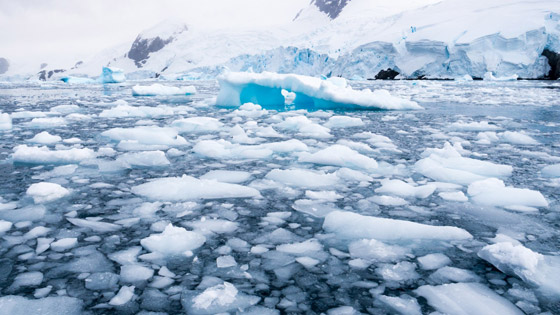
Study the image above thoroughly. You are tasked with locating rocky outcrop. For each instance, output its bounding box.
[375,68,399,80]
[128,36,174,67]
[38,69,65,81]
[312,0,351,19]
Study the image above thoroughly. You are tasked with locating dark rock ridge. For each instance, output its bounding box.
[38,69,65,81]
[375,68,399,80]
[0,58,9,75]
[312,0,351,19]
[128,36,173,67]
[542,49,560,80]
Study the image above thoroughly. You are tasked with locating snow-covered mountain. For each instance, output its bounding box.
[9,0,560,81]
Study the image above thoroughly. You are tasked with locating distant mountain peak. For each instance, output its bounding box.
[313,0,351,19]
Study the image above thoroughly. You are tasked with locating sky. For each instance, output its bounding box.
[0,0,307,69]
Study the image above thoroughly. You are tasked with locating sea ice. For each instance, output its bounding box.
[109,286,135,306]
[132,83,196,96]
[26,182,70,203]
[415,282,523,315]
[298,144,378,170]
[467,178,548,208]
[13,145,96,164]
[216,72,421,110]
[100,67,126,83]
[0,295,83,315]
[374,179,436,198]
[265,168,339,189]
[184,281,260,314]
[27,131,62,144]
[140,224,206,257]
[101,126,187,146]
[171,117,223,133]
[50,238,78,252]
[323,210,472,241]
[200,170,252,183]
[132,174,260,201]
[0,112,12,130]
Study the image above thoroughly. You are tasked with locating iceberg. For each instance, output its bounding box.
[216,72,421,110]
[100,67,126,83]
[132,83,196,96]
[60,76,96,84]
[0,112,12,130]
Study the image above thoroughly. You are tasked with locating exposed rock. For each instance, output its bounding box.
[542,49,560,80]
[128,36,173,67]
[38,69,65,81]
[375,68,399,80]
[312,0,351,19]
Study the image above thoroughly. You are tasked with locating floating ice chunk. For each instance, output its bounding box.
[100,67,125,83]
[467,178,548,208]
[542,164,560,177]
[171,117,223,133]
[448,120,499,131]
[61,76,95,84]
[185,281,260,314]
[439,191,468,202]
[13,145,96,164]
[0,295,83,315]
[120,264,154,283]
[186,219,239,235]
[0,205,46,222]
[326,306,360,315]
[193,140,272,160]
[266,168,339,189]
[116,151,170,168]
[295,256,320,268]
[132,83,196,96]
[216,72,421,110]
[84,272,119,290]
[370,195,408,206]
[429,266,480,284]
[378,295,422,315]
[67,217,121,232]
[141,224,205,257]
[305,190,342,202]
[414,142,512,185]
[50,105,80,114]
[375,179,436,199]
[478,242,560,295]
[298,144,378,170]
[484,72,519,81]
[455,74,474,81]
[418,253,451,270]
[101,127,187,146]
[109,286,135,306]
[108,246,142,265]
[33,286,52,298]
[24,226,51,239]
[500,131,539,145]
[200,170,252,183]
[50,238,77,252]
[233,102,268,118]
[27,131,61,144]
[415,283,523,315]
[0,220,13,234]
[276,116,331,138]
[276,239,323,255]
[324,116,364,128]
[0,112,12,130]
[10,271,43,291]
[132,174,260,201]
[26,182,70,203]
[26,117,66,128]
[10,111,46,119]
[349,239,408,263]
[323,210,472,242]
[217,255,237,268]
[377,261,419,282]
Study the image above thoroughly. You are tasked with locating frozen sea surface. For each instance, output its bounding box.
[0,79,559,314]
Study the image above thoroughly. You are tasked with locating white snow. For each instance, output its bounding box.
[26,182,70,203]
[101,126,187,146]
[374,179,436,199]
[132,174,260,201]
[171,117,223,133]
[542,164,560,177]
[132,83,196,96]
[120,264,154,283]
[417,253,452,270]
[324,116,365,128]
[116,151,170,168]
[323,210,472,241]
[265,168,339,189]
[200,170,252,183]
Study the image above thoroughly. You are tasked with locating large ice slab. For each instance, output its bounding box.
[323,210,472,242]
[0,295,83,315]
[216,72,421,110]
[415,283,523,315]
[141,224,205,258]
[132,174,261,201]
[100,67,125,83]
[13,145,96,164]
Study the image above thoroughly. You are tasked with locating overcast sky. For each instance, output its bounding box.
[0,0,307,67]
